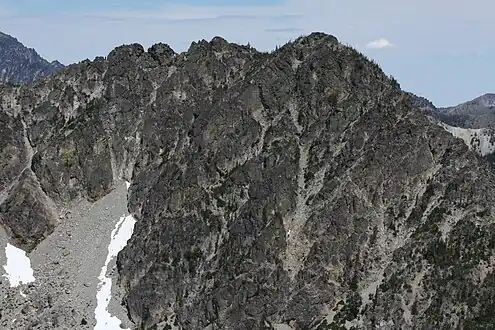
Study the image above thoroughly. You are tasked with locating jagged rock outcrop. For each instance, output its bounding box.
[406,92,436,114]
[0,31,64,84]
[0,44,167,251]
[2,32,495,329]
[0,169,58,251]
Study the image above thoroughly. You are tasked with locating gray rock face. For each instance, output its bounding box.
[117,35,495,329]
[0,108,25,191]
[0,31,64,84]
[0,169,58,251]
[2,32,495,329]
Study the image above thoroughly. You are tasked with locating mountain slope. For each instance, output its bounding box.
[1,33,495,329]
[433,93,495,129]
[0,31,65,84]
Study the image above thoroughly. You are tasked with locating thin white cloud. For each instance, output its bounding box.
[366,38,395,49]
[87,2,297,21]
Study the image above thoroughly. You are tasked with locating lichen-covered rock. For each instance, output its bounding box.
[0,169,57,251]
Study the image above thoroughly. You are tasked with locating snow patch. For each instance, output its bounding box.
[94,214,136,330]
[439,122,495,156]
[2,243,35,287]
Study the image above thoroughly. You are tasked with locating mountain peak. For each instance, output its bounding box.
[2,32,495,330]
[50,60,65,69]
[0,30,65,84]
[296,31,339,45]
[474,93,495,107]
[0,31,16,41]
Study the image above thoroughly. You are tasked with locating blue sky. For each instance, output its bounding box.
[0,0,493,107]
[3,0,285,14]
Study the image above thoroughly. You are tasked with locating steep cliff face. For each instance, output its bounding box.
[0,43,169,250]
[2,33,495,329]
[116,34,495,329]
[0,31,64,84]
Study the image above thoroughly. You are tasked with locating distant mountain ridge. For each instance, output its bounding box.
[411,92,495,129]
[0,31,65,84]
[435,93,495,128]
[408,92,495,160]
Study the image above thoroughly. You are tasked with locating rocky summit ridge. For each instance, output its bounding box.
[0,31,65,84]
[2,32,495,329]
